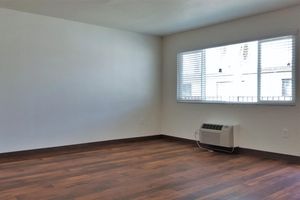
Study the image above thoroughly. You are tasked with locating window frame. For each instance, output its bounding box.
[177,34,297,105]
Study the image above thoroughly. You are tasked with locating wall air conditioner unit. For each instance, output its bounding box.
[198,123,239,152]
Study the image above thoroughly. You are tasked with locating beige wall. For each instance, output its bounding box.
[162,6,300,156]
[0,8,162,153]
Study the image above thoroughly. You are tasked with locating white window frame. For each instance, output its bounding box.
[177,35,297,105]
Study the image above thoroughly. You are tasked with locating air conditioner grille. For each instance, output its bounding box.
[202,123,223,130]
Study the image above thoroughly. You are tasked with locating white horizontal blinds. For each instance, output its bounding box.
[205,41,258,103]
[259,36,295,102]
[178,50,203,101]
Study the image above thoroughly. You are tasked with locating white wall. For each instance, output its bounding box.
[0,8,161,153]
[162,6,300,156]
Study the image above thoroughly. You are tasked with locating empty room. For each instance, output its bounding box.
[0,0,299,199]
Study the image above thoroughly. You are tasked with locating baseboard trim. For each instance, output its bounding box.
[160,135,300,163]
[0,134,298,164]
[238,148,300,163]
[0,135,163,163]
[160,134,196,145]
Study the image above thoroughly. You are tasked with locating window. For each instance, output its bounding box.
[177,35,296,104]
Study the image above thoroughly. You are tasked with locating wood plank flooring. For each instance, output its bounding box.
[0,138,299,200]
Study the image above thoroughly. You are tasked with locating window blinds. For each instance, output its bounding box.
[177,35,296,104]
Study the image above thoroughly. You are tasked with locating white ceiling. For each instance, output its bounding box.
[0,0,300,36]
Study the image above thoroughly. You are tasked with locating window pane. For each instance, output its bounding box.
[260,37,293,102]
[179,51,202,100]
[205,41,258,102]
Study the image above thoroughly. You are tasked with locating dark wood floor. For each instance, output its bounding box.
[0,138,299,200]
